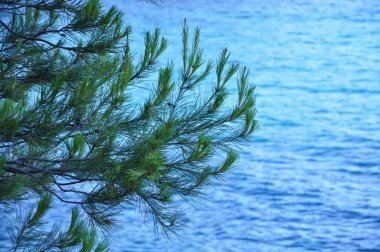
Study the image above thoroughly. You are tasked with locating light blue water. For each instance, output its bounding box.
[1,1,379,251]
[107,0,380,251]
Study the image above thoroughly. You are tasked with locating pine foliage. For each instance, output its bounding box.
[8,195,109,251]
[0,0,258,249]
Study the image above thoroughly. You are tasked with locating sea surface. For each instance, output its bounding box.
[108,0,380,251]
[2,0,380,251]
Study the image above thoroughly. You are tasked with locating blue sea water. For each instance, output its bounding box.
[1,0,379,251]
[106,0,380,251]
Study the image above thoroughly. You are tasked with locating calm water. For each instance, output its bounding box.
[109,0,380,251]
[2,0,380,251]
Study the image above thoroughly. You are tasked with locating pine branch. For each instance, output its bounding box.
[0,0,257,245]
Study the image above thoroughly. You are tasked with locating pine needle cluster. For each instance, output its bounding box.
[0,0,257,249]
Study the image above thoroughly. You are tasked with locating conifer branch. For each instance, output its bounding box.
[0,0,257,249]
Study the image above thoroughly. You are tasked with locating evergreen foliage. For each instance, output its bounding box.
[0,0,257,249]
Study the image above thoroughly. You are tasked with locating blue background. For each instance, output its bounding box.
[1,0,380,251]
[110,0,380,251]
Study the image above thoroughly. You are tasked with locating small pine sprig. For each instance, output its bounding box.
[8,196,109,252]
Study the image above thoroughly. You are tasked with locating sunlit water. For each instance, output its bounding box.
[108,0,380,251]
[2,0,380,251]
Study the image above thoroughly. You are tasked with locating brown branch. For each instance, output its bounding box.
[0,19,88,53]
[3,165,84,204]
